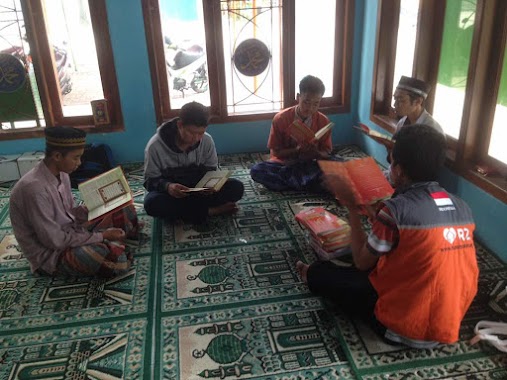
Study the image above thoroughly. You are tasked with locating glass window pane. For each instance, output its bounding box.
[433,0,477,139]
[489,46,507,164]
[0,0,44,127]
[295,0,336,97]
[43,0,104,117]
[221,0,282,115]
[391,0,419,107]
[159,0,210,110]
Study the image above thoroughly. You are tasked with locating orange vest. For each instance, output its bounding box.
[369,182,478,343]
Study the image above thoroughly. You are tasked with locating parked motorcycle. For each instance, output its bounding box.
[165,37,208,96]
[0,44,73,96]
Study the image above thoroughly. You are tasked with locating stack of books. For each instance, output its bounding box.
[295,207,352,260]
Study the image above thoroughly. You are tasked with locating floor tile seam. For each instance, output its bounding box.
[158,293,315,318]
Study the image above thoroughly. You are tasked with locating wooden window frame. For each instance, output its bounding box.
[371,0,507,204]
[371,0,445,132]
[0,0,123,141]
[143,0,354,125]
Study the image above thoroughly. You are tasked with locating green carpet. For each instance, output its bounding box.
[0,146,504,379]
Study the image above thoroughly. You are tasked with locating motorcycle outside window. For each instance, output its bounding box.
[0,0,122,134]
[144,0,354,122]
[158,0,211,110]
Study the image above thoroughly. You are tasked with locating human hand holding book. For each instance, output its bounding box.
[168,183,192,198]
[318,157,394,207]
[353,123,394,149]
[180,170,231,194]
[78,166,133,221]
[290,121,334,145]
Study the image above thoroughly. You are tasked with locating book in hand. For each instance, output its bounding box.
[182,170,231,193]
[318,157,394,205]
[353,123,393,145]
[78,166,133,221]
[289,121,334,144]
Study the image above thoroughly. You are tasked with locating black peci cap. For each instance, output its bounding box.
[45,126,86,148]
[396,76,432,99]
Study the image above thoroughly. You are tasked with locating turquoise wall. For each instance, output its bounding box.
[355,0,507,261]
[0,0,358,160]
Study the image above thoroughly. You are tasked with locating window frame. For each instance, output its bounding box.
[371,0,507,203]
[0,0,123,141]
[143,0,354,125]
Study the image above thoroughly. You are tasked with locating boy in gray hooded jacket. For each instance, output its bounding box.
[143,102,244,224]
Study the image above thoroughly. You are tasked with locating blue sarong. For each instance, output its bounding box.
[250,160,323,192]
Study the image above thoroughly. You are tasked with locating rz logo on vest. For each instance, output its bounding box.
[443,227,471,244]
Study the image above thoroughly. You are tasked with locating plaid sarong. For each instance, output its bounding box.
[56,204,139,277]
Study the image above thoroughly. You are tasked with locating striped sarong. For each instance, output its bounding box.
[56,204,139,278]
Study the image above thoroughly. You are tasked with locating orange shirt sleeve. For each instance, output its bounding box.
[267,109,297,151]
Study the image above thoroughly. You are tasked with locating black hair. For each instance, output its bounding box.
[391,124,446,182]
[44,126,86,157]
[299,75,325,96]
[180,101,209,127]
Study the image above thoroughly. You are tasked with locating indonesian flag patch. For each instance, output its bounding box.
[431,191,454,206]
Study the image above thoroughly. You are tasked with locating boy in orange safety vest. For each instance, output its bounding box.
[296,124,478,348]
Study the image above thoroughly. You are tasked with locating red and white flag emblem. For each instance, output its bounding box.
[431,191,453,206]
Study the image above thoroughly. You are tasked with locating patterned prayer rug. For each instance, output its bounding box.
[0,147,505,379]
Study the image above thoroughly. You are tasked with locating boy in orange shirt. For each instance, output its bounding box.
[250,75,333,192]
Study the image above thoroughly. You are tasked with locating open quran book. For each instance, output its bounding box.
[182,170,231,193]
[318,157,394,205]
[353,123,393,145]
[78,166,133,221]
[289,121,334,144]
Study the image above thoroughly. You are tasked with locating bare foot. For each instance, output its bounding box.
[296,261,309,284]
[208,202,239,217]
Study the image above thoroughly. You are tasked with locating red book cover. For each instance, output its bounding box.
[289,120,316,144]
[318,157,394,205]
[295,207,350,240]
